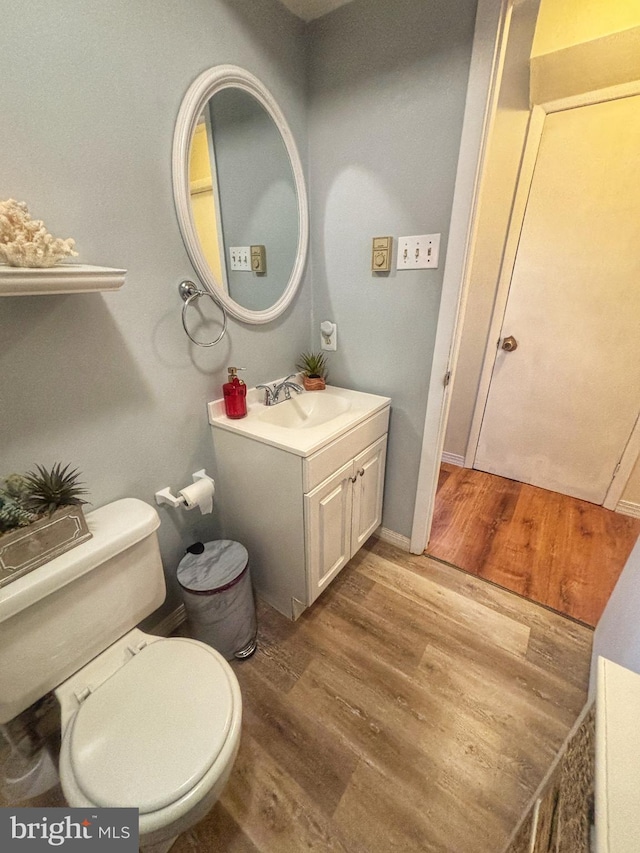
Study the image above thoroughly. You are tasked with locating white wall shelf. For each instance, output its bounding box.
[0,264,126,296]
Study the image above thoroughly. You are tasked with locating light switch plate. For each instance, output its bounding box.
[397,234,440,269]
[229,246,251,271]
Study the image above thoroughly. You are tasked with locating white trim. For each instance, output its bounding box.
[604,412,640,510]
[465,104,546,465]
[616,501,640,520]
[374,526,411,552]
[172,64,309,325]
[442,452,465,467]
[410,0,512,554]
[539,78,640,114]
[148,604,186,637]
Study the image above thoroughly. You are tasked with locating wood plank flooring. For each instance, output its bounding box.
[1,541,592,852]
[173,538,593,853]
[427,464,640,627]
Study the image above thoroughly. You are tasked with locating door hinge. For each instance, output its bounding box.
[443,371,451,387]
[612,461,621,479]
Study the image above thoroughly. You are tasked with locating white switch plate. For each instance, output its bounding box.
[397,234,440,269]
[229,246,251,271]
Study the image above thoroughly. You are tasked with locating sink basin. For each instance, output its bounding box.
[256,391,351,429]
[208,383,391,457]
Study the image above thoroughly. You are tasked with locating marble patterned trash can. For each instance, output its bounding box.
[177,540,257,660]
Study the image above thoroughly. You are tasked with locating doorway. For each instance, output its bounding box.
[426,91,640,625]
[470,94,640,507]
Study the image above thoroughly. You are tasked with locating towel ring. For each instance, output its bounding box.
[179,280,227,347]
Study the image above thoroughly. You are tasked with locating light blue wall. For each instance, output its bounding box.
[0,0,310,614]
[0,0,478,616]
[307,0,477,538]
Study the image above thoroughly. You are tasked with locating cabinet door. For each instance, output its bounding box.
[351,435,387,555]
[305,460,353,605]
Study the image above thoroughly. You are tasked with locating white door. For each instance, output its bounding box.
[474,95,640,504]
[305,460,353,604]
[351,436,387,553]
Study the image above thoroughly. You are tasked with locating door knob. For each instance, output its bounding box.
[502,335,518,352]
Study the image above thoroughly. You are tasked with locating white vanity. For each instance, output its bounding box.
[208,385,390,619]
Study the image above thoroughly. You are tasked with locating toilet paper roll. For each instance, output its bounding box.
[178,478,215,514]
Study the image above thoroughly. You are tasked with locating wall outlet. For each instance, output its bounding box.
[229,246,251,271]
[320,320,337,351]
[397,234,440,269]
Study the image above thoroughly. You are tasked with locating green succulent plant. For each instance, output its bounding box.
[0,475,36,533]
[296,351,328,379]
[23,463,88,516]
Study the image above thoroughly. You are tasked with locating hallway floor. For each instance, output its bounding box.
[427,463,640,627]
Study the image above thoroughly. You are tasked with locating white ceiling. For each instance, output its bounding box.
[276,0,355,22]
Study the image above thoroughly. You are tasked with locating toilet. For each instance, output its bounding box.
[0,498,242,853]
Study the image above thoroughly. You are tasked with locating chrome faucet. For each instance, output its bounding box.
[257,375,304,406]
[277,375,304,401]
[256,382,278,406]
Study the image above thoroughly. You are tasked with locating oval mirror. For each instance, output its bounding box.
[172,65,309,324]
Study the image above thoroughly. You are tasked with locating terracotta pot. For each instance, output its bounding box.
[303,375,326,391]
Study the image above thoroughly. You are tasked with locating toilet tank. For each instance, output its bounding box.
[0,498,166,723]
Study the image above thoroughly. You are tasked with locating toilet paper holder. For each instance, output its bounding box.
[155,470,215,514]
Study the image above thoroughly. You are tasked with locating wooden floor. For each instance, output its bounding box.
[427,464,640,627]
[173,538,592,853]
[2,541,592,852]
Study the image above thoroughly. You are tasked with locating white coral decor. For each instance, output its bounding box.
[0,199,78,268]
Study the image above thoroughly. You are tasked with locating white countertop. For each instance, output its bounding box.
[208,384,391,457]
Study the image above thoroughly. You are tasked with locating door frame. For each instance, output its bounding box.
[410,0,513,554]
[464,80,640,511]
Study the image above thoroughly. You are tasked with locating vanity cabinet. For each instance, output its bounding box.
[209,400,389,620]
[305,434,387,605]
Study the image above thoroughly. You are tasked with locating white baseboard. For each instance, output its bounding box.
[374,526,411,552]
[616,500,640,519]
[150,604,186,637]
[441,452,465,466]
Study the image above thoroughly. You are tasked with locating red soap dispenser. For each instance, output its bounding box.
[223,367,247,419]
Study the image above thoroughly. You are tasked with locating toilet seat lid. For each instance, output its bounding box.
[67,638,236,814]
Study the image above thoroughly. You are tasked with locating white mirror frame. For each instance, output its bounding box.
[172,65,309,325]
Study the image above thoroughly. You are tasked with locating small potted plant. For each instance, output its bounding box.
[297,351,328,391]
[0,463,91,587]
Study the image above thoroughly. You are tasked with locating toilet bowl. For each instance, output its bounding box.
[0,499,243,852]
[55,629,242,852]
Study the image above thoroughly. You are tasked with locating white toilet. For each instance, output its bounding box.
[0,498,242,853]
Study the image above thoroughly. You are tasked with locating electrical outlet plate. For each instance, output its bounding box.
[320,321,337,351]
[397,234,440,270]
[229,246,251,271]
